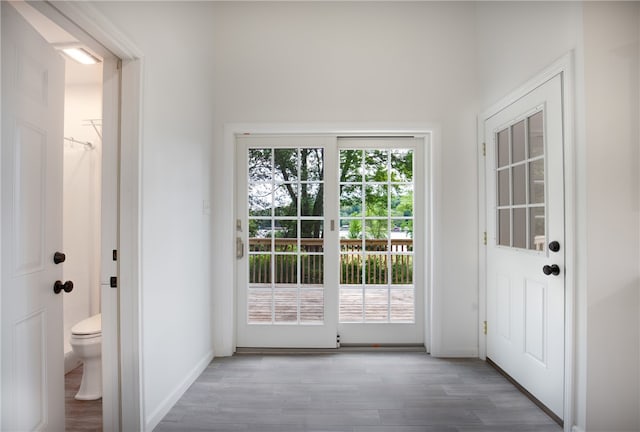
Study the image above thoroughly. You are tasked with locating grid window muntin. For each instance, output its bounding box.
[247,147,325,325]
[495,109,546,252]
[339,148,415,323]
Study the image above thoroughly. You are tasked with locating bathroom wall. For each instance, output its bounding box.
[62,59,103,370]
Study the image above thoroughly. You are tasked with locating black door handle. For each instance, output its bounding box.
[548,241,560,253]
[53,280,74,294]
[543,264,560,276]
[53,252,66,264]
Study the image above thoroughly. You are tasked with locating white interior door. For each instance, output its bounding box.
[1,3,66,430]
[236,135,338,348]
[485,74,565,419]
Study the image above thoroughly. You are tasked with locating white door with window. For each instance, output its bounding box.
[2,3,66,430]
[485,74,565,419]
[236,135,424,348]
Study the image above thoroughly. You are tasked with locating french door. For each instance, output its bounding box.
[235,135,424,348]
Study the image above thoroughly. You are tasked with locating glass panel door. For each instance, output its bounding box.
[337,138,424,345]
[236,136,337,348]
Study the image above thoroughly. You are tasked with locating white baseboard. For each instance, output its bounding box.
[430,347,479,358]
[571,426,585,432]
[144,350,214,431]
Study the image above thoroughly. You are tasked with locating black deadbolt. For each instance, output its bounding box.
[53,252,66,264]
[548,241,560,253]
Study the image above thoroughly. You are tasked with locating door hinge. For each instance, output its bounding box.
[112,249,118,261]
[483,321,487,335]
[482,142,486,157]
[110,276,117,288]
[483,231,487,245]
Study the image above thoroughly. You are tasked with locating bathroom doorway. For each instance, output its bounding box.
[5,1,121,430]
[62,56,104,430]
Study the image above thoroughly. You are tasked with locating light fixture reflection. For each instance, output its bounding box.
[62,47,100,65]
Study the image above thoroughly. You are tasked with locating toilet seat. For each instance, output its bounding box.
[71,313,101,336]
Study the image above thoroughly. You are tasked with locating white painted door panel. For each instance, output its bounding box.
[486,74,565,418]
[2,3,65,430]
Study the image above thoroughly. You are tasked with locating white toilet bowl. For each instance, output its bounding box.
[70,313,102,400]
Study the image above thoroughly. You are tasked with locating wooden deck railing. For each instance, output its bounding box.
[249,239,413,285]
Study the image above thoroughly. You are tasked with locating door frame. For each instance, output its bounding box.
[225,123,439,354]
[2,2,145,430]
[478,52,576,432]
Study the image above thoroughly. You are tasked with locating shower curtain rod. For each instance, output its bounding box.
[64,136,95,149]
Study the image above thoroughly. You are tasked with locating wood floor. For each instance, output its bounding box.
[65,365,102,431]
[155,352,562,432]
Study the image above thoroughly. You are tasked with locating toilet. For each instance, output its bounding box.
[70,313,102,400]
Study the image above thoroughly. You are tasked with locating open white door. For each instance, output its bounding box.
[1,3,66,430]
[485,74,565,420]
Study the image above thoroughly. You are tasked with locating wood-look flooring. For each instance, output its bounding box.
[155,352,562,432]
[65,365,102,431]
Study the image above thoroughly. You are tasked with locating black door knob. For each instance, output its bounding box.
[543,264,560,276]
[53,280,74,294]
[548,241,560,253]
[53,252,66,264]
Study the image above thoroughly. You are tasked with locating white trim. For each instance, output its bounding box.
[478,52,575,432]
[224,122,441,355]
[571,427,585,432]
[144,350,214,431]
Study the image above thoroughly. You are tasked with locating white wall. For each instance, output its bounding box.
[583,2,640,431]
[477,2,640,431]
[210,0,480,357]
[88,2,214,429]
[62,60,102,368]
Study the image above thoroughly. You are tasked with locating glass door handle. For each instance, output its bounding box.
[236,237,244,259]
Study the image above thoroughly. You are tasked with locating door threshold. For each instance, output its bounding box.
[235,345,426,355]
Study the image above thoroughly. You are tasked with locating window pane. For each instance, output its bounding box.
[497,128,509,168]
[300,254,323,284]
[390,149,413,182]
[340,254,362,284]
[274,289,297,323]
[390,288,414,322]
[365,184,388,216]
[365,150,389,182]
[249,183,272,217]
[300,289,323,323]
[498,209,510,247]
[249,219,271,252]
[340,287,363,322]
[274,183,296,217]
[274,254,297,284]
[529,111,544,158]
[391,254,413,284]
[248,288,272,323]
[391,219,413,249]
[498,169,510,206]
[340,184,362,217]
[248,148,272,182]
[513,164,526,206]
[301,183,323,216]
[274,220,297,252]
[513,208,526,249]
[365,288,388,321]
[249,254,271,284]
[530,207,546,251]
[391,184,413,217]
[365,254,388,284]
[340,149,363,182]
[301,148,323,181]
[529,159,545,204]
[273,148,298,182]
[340,220,362,244]
[301,221,323,252]
[364,220,388,252]
[512,120,526,163]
